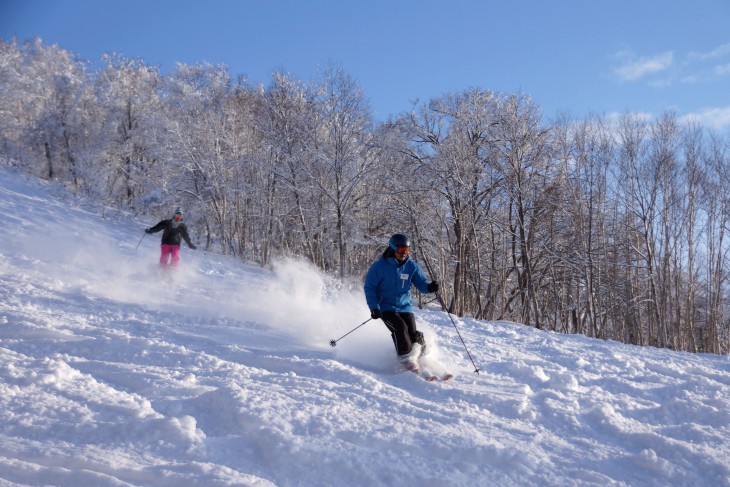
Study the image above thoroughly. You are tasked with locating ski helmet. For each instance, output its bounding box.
[388,233,410,251]
[174,207,183,216]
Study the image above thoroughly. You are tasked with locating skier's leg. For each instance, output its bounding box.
[401,312,428,356]
[170,245,181,267]
[159,245,171,267]
[401,312,419,344]
[381,311,412,356]
[414,330,428,356]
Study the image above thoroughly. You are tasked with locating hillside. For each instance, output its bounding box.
[0,167,728,487]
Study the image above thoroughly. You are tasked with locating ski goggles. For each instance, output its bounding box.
[395,246,410,256]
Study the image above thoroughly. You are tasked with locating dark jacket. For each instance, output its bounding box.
[147,219,195,248]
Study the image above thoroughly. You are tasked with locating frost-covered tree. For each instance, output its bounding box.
[309,62,374,278]
[160,63,255,253]
[399,89,504,317]
[94,53,163,208]
[0,38,94,185]
[493,93,555,328]
[4,37,730,354]
[257,72,319,265]
[0,38,28,165]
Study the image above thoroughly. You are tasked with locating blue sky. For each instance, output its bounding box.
[2,0,730,129]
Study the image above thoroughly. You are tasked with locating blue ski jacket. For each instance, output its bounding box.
[364,253,432,313]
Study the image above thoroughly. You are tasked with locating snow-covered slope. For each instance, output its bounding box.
[0,167,728,487]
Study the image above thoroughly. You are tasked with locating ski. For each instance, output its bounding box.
[402,363,437,381]
[399,353,454,382]
[423,371,454,382]
[417,356,454,382]
[411,367,452,382]
[411,369,439,382]
[401,365,454,382]
[423,373,454,382]
[404,362,419,373]
[417,370,438,382]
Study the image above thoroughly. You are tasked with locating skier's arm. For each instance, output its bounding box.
[363,263,381,311]
[145,221,165,234]
[181,225,196,249]
[411,262,433,294]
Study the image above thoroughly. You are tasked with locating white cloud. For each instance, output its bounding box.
[603,109,730,134]
[713,63,730,77]
[612,43,730,86]
[688,43,730,61]
[648,78,673,88]
[679,74,700,84]
[681,106,730,132]
[680,43,730,83]
[613,51,674,82]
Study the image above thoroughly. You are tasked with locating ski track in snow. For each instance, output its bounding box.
[0,167,729,486]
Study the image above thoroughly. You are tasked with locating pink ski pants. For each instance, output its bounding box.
[159,244,181,267]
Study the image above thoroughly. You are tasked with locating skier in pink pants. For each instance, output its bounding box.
[145,208,196,267]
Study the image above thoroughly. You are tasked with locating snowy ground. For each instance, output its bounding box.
[0,167,729,487]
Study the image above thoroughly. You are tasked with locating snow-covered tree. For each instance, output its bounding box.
[94,53,163,209]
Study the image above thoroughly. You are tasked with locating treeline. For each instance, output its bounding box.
[1,38,728,354]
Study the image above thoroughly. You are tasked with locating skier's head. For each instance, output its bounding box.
[388,233,410,251]
[173,207,184,221]
[387,233,410,262]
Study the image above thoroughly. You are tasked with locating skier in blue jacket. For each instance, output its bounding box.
[364,233,439,370]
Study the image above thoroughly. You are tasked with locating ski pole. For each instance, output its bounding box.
[329,318,373,347]
[436,292,480,374]
[135,231,146,250]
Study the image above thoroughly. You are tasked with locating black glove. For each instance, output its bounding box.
[370,309,382,320]
[427,281,439,293]
[144,228,152,234]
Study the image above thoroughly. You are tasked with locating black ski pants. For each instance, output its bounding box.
[381,311,425,357]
